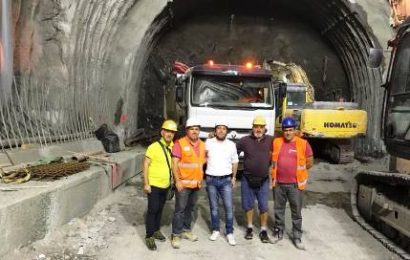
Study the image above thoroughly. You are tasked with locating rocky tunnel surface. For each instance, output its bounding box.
[1,0,391,156]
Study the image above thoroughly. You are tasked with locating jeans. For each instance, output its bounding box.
[172,187,199,235]
[273,183,303,239]
[205,175,234,234]
[146,186,169,237]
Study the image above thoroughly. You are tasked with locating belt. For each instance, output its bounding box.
[277,182,297,186]
[206,174,232,179]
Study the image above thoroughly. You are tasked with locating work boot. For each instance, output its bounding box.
[171,234,181,249]
[153,230,166,242]
[145,237,157,251]
[293,238,306,250]
[259,230,270,243]
[245,227,253,240]
[272,228,284,244]
[181,231,198,241]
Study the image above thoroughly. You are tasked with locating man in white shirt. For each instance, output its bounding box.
[205,121,239,246]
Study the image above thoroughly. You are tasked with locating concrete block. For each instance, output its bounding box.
[0,147,144,257]
[110,150,144,189]
[47,169,106,229]
[0,192,51,256]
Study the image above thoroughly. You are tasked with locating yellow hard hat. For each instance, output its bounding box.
[252,115,266,126]
[162,119,178,131]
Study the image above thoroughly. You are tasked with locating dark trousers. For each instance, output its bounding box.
[172,188,199,235]
[146,186,169,237]
[273,183,303,239]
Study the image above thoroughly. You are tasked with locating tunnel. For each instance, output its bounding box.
[0,0,392,156]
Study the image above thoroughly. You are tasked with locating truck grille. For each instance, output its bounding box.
[200,127,252,141]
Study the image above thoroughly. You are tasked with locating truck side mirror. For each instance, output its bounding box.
[368,48,383,68]
[176,86,184,103]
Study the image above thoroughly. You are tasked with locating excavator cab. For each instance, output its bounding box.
[274,83,308,134]
[383,28,410,162]
[285,84,308,109]
[369,21,410,162]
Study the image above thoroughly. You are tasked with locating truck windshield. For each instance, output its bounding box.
[191,76,273,108]
[388,32,410,141]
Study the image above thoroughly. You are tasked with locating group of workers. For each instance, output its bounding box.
[142,115,314,251]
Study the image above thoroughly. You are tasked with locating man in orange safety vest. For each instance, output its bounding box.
[271,116,314,250]
[170,118,206,249]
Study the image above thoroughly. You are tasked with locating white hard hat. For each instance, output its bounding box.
[214,120,229,129]
[185,118,201,128]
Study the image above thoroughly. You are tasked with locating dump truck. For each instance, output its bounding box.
[165,61,283,141]
[352,18,410,258]
[264,60,368,164]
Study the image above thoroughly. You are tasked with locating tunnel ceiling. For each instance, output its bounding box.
[137,0,384,156]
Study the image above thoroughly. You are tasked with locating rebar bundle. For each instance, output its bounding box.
[0,161,91,184]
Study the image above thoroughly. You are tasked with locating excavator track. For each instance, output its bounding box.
[351,170,410,259]
[328,141,354,164]
[315,139,354,164]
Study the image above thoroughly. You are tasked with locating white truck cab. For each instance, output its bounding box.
[174,63,279,142]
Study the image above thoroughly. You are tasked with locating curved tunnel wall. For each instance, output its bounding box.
[2,0,392,156]
[135,0,389,156]
[304,0,386,156]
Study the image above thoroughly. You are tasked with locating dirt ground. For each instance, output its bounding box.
[4,157,400,260]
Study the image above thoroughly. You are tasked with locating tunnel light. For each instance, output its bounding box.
[208,60,214,66]
[245,62,253,69]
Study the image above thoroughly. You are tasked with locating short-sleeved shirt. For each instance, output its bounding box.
[276,140,313,183]
[237,134,274,177]
[205,138,239,176]
[145,138,173,188]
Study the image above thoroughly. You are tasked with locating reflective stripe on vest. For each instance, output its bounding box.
[180,179,200,185]
[178,162,202,168]
[178,137,206,188]
[271,136,309,190]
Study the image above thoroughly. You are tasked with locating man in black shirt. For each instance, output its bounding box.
[237,115,273,243]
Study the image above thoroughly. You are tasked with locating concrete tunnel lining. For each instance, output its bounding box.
[2,0,392,156]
